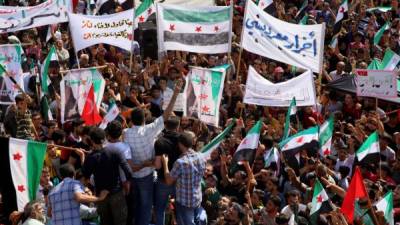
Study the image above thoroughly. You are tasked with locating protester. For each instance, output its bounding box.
[0,1,399,225]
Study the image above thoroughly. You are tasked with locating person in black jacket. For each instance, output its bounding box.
[154,116,181,225]
[82,127,133,225]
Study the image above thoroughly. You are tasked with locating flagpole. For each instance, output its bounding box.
[129,0,136,74]
[235,0,249,82]
[59,65,107,74]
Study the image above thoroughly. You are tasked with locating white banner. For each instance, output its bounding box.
[68,9,134,52]
[184,66,226,127]
[135,0,215,6]
[355,69,398,98]
[241,0,325,73]
[162,88,184,111]
[244,66,316,107]
[0,0,71,33]
[0,44,24,104]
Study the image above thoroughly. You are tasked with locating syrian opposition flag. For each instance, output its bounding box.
[40,95,54,121]
[341,167,368,223]
[356,131,380,164]
[257,0,272,9]
[233,120,262,163]
[310,179,333,224]
[299,14,308,25]
[81,84,103,126]
[333,0,348,34]
[157,4,232,54]
[200,119,235,159]
[8,138,47,211]
[40,45,58,95]
[282,97,297,140]
[279,126,318,157]
[135,0,155,27]
[367,6,392,13]
[99,102,120,129]
[319,116,334,157]
[380,48,400,70]
[295,0,308,19]
[375,191,394,225]
[374,22,391,46]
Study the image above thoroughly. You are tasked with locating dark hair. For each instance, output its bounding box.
[159,76,168,82]
[260,135,273,149]
[269,195,282,208]
[15,94,25,104]
[60,164,75,178]
[165,116,180,130]
[131,107,145,126]
[231,202,245,220]
[89,127,106,145]
[106,121,123,139]
[178,132,193,148]
[51,130,66,143]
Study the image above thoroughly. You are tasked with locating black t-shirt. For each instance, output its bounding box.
[155,130,180,181]
[82,147,133,193]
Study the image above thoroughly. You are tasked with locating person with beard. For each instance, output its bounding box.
[214,202,248,225]
[154,116,181,225]
[9,200,47,225]
[259,196,281,225]
[48,164,108,225]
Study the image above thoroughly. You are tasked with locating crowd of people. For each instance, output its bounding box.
[0,0,400,225]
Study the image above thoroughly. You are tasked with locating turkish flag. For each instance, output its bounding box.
[81,85,102,126]
[340,167,368,223]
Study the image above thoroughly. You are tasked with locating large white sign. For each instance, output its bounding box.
[162,88,184,111]
[355,69,398,98]
[241,0,325,73]
[68,9,134,52]
[244,66,316,107]
[135,0,215,6]
[0,0,71,33]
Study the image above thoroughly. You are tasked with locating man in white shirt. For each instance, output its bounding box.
[123,79,182,225]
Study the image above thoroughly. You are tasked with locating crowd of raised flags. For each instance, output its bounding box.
[0,0,398,225]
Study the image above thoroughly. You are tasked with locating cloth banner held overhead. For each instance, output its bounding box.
[135,0,215,6]
[184,66,226,127]
[0,0,71,33]
[241,0,325,73]
[0,45,24,104]
[68,9,134,52]
[156,3,232,54]
[60,68,105,123]
[244,66,316,107]
[355,69,397,98]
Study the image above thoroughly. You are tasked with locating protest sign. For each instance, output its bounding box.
[241,0,325,73]
[162,88,184,111]
[68,9,134,52]
[0,0,71,33]
[355,69,397,98]
[244,66,316,107]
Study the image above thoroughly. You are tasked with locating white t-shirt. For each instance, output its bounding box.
[281,204,307,218]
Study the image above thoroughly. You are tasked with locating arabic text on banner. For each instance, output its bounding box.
[241,0,325,73]
[0,0,71,33]
[243,66,316,107]
[162,88,184,112]
[355,69,398,98]
[68,9,135,52]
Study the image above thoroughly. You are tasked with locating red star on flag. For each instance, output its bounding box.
[17,185,25,192]
[201,105,210,113]
[214,26,219,32]
[200,79,207,85]
[147,8,153,15]
[317,195,323,203]
[138,16,145,22]
[83,92,88,99]
[284,144,288,149]
[323,148,330,156]
[339,7,345,13]
[195,26,202,32]
[13,153,22,161]
[199,94,208,99]
[296,137,304,143]
[242,138,247,145]
[260,2,265,7]
[112,109,118,115]
[169,24,175,31]
[5,56,12,63]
